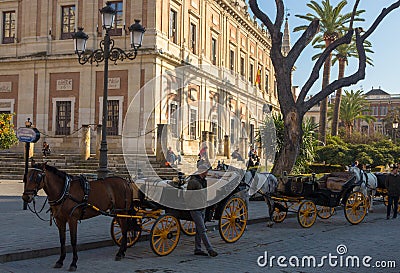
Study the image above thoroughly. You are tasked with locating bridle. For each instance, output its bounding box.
[24,168,45,196]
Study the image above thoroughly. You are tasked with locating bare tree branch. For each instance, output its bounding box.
[362,1,400,40]
[349,0,361,29]
[274,0,285,29]
[286,19,320,72]
[248,0,274,33]
[297,30,353,106]
[303,29,365,112]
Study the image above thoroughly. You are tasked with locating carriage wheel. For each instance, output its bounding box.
[297,201,317,228]
[344,192,367,225]
[272,201,288,223]
[317,206,335,219]
[150,214,180,256]
[140,217,157,234]
[219,196,248,243]
[180,220,196,236]
[110,218,141,248]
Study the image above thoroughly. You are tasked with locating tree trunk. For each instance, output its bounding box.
[331,59,346,136]
[318,40,333,145]
[272,110,303,175]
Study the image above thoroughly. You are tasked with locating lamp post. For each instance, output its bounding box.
[72,2,145,178]
[393,117,399,144]
[22,118,33,210]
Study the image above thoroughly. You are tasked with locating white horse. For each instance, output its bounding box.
[242,171,278,226]
[348,166,378,212]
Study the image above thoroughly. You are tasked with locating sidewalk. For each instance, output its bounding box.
[0,180,271,263]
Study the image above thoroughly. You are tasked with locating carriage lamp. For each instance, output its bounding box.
[392,118,398,130]
[72,2,145,178]
[393,118,399,144]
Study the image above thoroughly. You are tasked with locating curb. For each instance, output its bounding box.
[0,215,271,263]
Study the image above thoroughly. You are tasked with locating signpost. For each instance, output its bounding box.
[16,119,40,210]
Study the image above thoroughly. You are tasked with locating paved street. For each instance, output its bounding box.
[0,180,399,273]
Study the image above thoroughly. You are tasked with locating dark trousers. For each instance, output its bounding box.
[387,196,399,218]
[190,210,213,252]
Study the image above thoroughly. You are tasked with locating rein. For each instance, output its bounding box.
[28,196,50,222]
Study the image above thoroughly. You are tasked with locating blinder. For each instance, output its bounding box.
[25,168,45,195]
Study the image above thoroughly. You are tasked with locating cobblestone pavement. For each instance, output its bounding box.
[1,180,399,273]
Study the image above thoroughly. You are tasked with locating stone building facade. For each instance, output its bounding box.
[0,0,279,156]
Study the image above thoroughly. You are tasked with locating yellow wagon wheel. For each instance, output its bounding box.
[297,201,317,228]
[150,214,180,256]
[140,217,157,234]
[272,201,288,223]
[180,220,196,236]
[219,196,248,243]
[344,192,367,225]
[110,218,141,248]
[317,206,335,219]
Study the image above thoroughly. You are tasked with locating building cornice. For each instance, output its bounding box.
[215,0,271,50]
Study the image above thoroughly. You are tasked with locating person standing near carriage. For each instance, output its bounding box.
[187,164,218,257]
[385,165,400,219]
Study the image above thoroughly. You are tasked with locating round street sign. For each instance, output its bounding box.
[16,127,40,143]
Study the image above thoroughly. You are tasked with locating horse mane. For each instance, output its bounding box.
[34,163,69,180]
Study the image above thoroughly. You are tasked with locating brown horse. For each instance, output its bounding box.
[22,162,133,271]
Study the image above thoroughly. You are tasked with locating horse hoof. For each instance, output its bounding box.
[68,265,77,272]
[115,255,122,261]
[54,262,63,268]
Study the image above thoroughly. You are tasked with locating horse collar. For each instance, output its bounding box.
[48,175,71,206]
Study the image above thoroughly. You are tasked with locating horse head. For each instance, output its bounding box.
[22,161,47,203]
[348,166,361,181]
[246,172,278,196]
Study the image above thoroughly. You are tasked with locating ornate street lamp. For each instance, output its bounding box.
[393,117,399,144]
[72,2,145,178]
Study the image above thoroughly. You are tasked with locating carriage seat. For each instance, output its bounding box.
[318,172,355,192]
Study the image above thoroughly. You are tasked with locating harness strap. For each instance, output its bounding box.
[48,175,71,206]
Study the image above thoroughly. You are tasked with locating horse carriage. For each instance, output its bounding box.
[22,162,248,270]
[255,171,368,228]
[111,169,249,256]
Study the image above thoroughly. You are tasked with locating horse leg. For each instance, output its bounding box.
[264,194,274,228]
[54,219,66,268]
[369,189,376,212]
[68,220,78,272]
[115,218,128,261]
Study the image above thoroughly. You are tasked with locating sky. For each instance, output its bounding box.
[251,0,400,94]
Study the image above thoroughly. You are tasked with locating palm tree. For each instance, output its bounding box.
[315,36,374,135]
[338,89,375,137]
[294,0,365,144]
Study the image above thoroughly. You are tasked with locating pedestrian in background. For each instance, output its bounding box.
[385,165,400,219]
[42,141,51,157]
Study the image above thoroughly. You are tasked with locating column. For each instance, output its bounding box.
[81,125,90,160]
[156,124,169,162]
